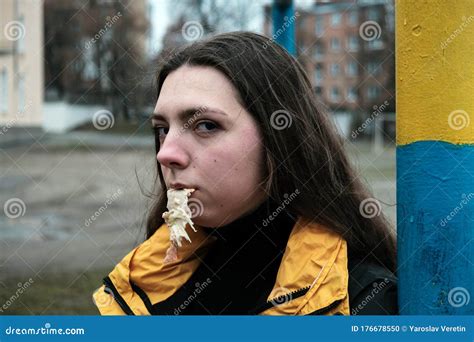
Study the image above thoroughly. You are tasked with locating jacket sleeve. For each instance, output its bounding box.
[349,278,398,315]
[348,261,398,315]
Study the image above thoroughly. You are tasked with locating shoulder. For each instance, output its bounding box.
[348,260,398,315]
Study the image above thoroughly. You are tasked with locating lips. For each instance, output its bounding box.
[169,183,196,190]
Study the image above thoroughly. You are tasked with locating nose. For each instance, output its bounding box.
[156,132,190,169]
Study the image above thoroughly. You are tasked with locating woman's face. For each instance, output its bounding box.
[153,65,268,228]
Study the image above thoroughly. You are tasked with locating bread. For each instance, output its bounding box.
[162,188,197,263]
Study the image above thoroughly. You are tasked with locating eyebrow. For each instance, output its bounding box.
[151,107,227,122]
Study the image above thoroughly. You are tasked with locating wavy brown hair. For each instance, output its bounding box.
[146,31,396,273]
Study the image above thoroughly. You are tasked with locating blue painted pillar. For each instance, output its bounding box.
[396,0,474,314]
[272,0,296,55]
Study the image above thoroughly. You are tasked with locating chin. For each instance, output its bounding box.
[192,215,211,227]
[192,214,227,229]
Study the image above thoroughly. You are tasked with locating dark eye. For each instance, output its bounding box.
[195,121,219,134]
[152,126,168,138]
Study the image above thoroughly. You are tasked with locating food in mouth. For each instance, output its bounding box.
[162,188,197,263]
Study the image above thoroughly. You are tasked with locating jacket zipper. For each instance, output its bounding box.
[308,299,342,315]
[103,276,135,315]
[251,285,311,314]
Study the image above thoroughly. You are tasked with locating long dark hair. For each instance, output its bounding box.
[147,31,396,273]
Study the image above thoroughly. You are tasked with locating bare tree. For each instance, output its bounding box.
[43,0,150,122]
[169,0,260,36]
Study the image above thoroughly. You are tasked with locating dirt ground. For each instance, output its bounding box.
[0,129,395,314]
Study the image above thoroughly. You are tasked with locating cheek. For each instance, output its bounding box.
[195,142,265,227]
[203,132,264,197]
[191,122,266,227]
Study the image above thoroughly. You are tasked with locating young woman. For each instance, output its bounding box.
[93,31,397,315]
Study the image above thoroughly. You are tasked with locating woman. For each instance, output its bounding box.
[93,31,397,315]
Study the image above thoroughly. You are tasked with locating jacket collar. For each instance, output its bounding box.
[97,216,349,315]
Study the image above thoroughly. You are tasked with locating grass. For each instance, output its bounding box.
[0,269,109,315]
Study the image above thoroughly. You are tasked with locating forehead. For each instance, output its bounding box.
[155,65,241,115]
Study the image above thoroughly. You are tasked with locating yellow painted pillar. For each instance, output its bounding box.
[397,0,474,314]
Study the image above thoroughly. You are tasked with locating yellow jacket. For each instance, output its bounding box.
[93,217,350,315]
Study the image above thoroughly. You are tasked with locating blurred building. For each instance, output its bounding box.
[1,0,150,132]
[0,0,43,127]
[265,0,395,138]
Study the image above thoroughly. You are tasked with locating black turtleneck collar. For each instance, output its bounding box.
[201,197,291,242]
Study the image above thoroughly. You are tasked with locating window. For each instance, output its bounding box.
[367,85,380,100]
[330,87,340,102]
[348,36,359,51]
[348,11,358,26]
[368,39,384,50]
[314,43,324,60]
[346,61,358,76]
[314,70,323,84]
[299,16,307,30]
[0,68,7,114]
[368,8,380,21]
[83,47,99,80]
[330,63,340,77]
[315,86,322,95]
[314,64,324,83]
[17,16,25,53]
[330,37,340,51]
[347,87,357,102]
[18,74,25,114]
[315,20,324,37]
[331,13,342,26]
[367,62,379,74]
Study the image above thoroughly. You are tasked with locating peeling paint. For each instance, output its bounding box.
[412,24,422,36]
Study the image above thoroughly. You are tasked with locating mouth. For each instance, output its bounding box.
[169,183,196,191]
